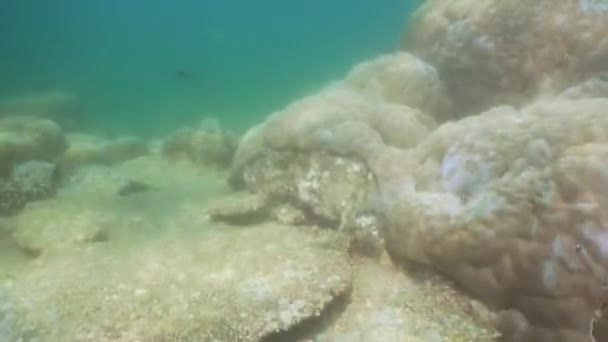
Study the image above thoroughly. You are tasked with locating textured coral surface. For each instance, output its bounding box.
[231,81,608,341]
[404,0,608,117]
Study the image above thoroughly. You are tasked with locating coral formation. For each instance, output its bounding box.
[343,52,453,122]
[230,75,608,341]
[404,0,608,117]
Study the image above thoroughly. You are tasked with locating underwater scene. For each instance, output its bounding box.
[3,0,608,341]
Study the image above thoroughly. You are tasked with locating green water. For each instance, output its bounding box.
[0,0,422,136]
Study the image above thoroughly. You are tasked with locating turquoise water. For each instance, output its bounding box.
[0,0,422,136]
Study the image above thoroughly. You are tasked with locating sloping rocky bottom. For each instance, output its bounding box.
[0,157,496,341]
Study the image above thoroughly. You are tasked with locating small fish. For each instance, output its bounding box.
[175,70,200,80]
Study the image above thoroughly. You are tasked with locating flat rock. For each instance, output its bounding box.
[1,223,351,341]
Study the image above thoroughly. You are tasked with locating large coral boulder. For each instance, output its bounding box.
[366,98,608,342]
[404,0,608,117]
[231,80,608,341]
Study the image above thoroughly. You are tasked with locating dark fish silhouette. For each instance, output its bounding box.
[175,70,200,80]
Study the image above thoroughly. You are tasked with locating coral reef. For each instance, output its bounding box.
[6,1,608,341]
[404,0,608,117]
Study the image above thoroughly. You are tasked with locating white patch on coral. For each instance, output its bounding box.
[580,0,608,12]
[441,147,492,197]
[542,259,557,290]
[582,222,608,259]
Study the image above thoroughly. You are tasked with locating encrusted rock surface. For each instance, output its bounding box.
[1,223,352,341]
[235,151,373,226]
